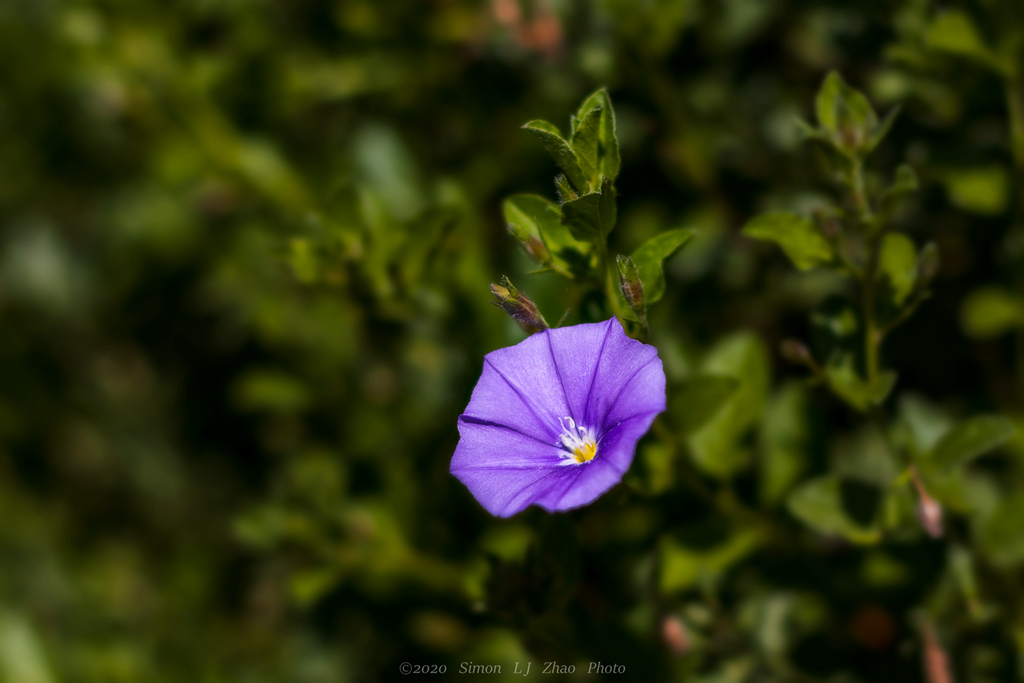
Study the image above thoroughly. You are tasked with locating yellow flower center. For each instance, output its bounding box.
[558,417,598,464]
[572,440,597,463]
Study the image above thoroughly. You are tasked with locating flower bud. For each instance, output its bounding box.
[616,255,647,327]
[508,222,552,266]
[661,615,690,656]
[922,622,952,683]
[814,209,842,241]
[910,465,943,539]
[780,339,812,366]
[555,174,578,202]
[490,276,548,330]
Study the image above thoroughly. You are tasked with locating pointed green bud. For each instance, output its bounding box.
[616,254,647,327]
[554,174,578,203]
[508,222,551,266]
[490,276,548,331]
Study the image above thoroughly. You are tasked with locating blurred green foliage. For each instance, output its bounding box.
[2,0,1024,680]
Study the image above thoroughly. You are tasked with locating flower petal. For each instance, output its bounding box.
[482,332,573,429]
[543,458,624,511]
[452,419,566,470]
[595,411,662,474]
[594,354,666,433]
[451,421,574,516]
[461,361,558,442]
[543,319,617,421]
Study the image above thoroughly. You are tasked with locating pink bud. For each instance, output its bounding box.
[661,615,689,656]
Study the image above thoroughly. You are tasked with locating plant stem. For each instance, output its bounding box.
[850,158,881,385]
[598,240,624,320]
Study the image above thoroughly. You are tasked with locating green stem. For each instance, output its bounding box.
[598,241,624,320]
[851,158,881,385]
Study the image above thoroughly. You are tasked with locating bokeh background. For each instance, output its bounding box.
[1,0,1023,680]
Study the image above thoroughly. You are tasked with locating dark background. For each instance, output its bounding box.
[0,0,1022,680]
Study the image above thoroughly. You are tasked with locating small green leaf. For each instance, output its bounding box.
[898,393,954,456]
[559,177,617,242]
[523,120,589,193]
[743,212,833,270]
[688,334,769,478]
[288,238,319,283]
[941,166,1010,216]
[926,10,1006,74]
[660,529,761,594]
[961,287,1024,339]
[233,369,311,413]
[880,164,918,216]
[759,383,809,506]
[630,228,694,304]
[815,71,878,154]
[400,207,460,285]
[826,357,896,411]
[926,415,1015,470]
[787,476,880,544]
[866,106,900,152]
[980,492,1024,567]
[669,374,740,435]
[504,194,592,277]
[576,88,621,181]
[569,105,603,191]
[878,233,917,306]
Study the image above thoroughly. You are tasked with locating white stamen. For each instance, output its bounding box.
[557,416,598,464]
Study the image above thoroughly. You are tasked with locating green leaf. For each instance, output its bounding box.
[630,228,694,304]
[759,383,809,506]
[576,88,620,181]
[979,492,1024,567]
[941,166,1010,216]
[669,374,740,435]
[232,369,311,413]
[960,286,1024,339]
[288,238,319,283]
[814,71,878,153]
[522,119,589,193]
[400,207,460,284]
[659,529,761,594]
[925,415,1015,470]
[688,333,769,478]
[898,393,954,456]
[742,212,833,270]
[880,164,918,217]
[866,105,900,152]
[569,105,603,191]
[878,233,917,306]
[504,194,591,277]
[926,10,1006,74]
[826,356,896,412]
[559,177,617,242]
[787,476,880,544]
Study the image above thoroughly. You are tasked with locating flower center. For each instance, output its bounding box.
[557,417,598,464]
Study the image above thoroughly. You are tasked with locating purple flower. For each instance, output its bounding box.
[451,317,666,517]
